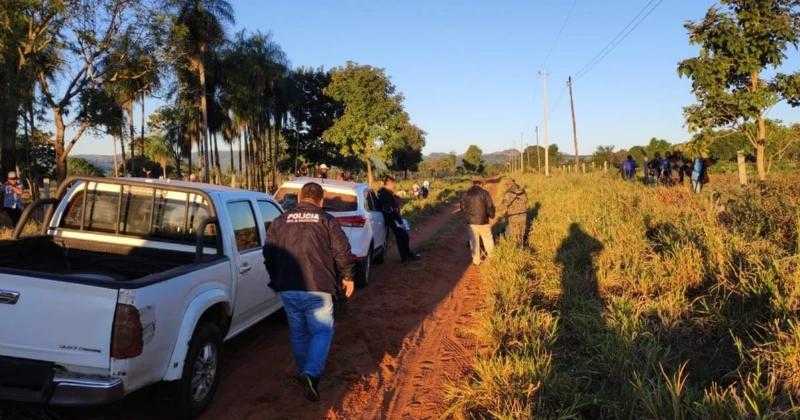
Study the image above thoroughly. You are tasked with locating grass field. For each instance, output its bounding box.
[447,172,800,418]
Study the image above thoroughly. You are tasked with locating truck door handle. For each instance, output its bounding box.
[239,264,252,274]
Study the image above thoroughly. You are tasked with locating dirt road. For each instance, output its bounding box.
[10,186,494,420]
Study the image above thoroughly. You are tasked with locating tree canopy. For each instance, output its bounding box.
[678,0,800,180]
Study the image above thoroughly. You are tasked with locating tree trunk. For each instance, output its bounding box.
[212,132,221,173]
[750,71,767,181]
[127,102,136,175]
[272,124,279,191]
[53,107,67,181]
[756,114,767,181]
[198,59,210,183]
[112,136,119,177]
[140,92,145,160]
[238,131,243,175]
[187,139,193,178]
[366,158,373,187]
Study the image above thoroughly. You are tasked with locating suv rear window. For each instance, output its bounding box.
[274,188,358,212]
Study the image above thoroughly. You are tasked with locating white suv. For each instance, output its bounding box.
[274,177,388,287]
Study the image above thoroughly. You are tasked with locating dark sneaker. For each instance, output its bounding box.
[402,253,421,262]
[300,374,320,402]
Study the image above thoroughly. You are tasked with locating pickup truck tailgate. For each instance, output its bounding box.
[0,274,118,369]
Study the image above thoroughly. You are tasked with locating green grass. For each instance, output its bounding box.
[447,172,800,418]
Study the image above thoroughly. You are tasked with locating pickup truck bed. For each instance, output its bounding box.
[0,236,209,283]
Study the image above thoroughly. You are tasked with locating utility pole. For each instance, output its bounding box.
[539,71,550,176]
[535,125,541,172]
[568,76,579,167]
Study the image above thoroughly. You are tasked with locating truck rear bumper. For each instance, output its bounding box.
[0,369,124,406]
[49,373,125,406]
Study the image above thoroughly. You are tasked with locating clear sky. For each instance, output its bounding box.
[73,0,799,156]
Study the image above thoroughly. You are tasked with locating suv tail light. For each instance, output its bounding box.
[111,303,143,359]
[336,215,366,228]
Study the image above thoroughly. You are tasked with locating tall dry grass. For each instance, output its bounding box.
[447,172,800,418]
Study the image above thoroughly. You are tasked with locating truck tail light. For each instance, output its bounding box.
[111,303,143,359]
[336,215,366,228]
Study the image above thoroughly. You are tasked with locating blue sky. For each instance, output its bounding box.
[74,0,800,156]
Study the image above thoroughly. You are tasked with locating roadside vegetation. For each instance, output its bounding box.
[447,172,800,418]
[398,177,471,225]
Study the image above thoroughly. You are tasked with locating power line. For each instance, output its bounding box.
[574,0,664,80]
[541,0,579,69]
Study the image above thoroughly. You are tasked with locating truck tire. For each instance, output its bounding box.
[355,246,373,289]
[173,322,223,419]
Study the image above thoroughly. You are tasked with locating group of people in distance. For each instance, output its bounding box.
[620,152,710,193]
[411,180,430,199]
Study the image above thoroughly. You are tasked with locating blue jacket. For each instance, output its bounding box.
[691,158,705,181]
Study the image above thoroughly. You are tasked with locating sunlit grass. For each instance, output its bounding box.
[447,172,800,418]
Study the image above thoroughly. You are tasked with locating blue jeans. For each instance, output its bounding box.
[692,179,702,193]
[279,291,335,378]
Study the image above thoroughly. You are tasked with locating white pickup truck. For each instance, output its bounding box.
[0,177,284,417]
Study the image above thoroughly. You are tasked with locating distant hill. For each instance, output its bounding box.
[78,148,526,176]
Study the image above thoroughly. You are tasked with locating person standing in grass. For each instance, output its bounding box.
[500,179,529,246]
[691,156,707,193]
[263,182,355,401]
[460,177,495,265]
[622,155,637,181]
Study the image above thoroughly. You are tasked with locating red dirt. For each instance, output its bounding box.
[28,183,499,420]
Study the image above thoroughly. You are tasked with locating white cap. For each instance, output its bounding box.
[7,171,17,179]
[319,164,329,170]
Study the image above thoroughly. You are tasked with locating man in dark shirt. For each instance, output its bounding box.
[264,182,355,401]
[376,175,419,262]
[460,178,495,265]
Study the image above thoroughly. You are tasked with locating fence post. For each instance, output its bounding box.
[603,161,608,173]
[737,150,748,186]
[582,162,586,173]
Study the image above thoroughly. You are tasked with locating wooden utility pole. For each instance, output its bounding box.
[540,71,550,176]
[535,125,541,173]
[737,150,748,185]
[568,76,579,167]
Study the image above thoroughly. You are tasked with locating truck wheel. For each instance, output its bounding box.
[355,246,373,289]
[174,322,223,419]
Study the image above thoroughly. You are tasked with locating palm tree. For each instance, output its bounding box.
[168,0,234,183]
[104,31,161,176]
[218,30,286,190]
[144,134,173,178]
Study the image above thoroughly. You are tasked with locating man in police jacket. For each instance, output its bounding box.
[264,182,355,401]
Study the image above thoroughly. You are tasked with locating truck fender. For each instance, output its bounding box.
[163,289,230,381]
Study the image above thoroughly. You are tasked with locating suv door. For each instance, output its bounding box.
[226,201,271,329]
[365,190,386,251]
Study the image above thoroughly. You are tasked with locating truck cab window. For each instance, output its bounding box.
[257,201,282,234]
[227,201,260,252]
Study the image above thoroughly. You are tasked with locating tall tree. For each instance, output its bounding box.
[384,120,426,177]
[324,62,407,185]
[463,145,485,174]
[168,0,234,182]
[18,0,154,181]
[678,0,800,181]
